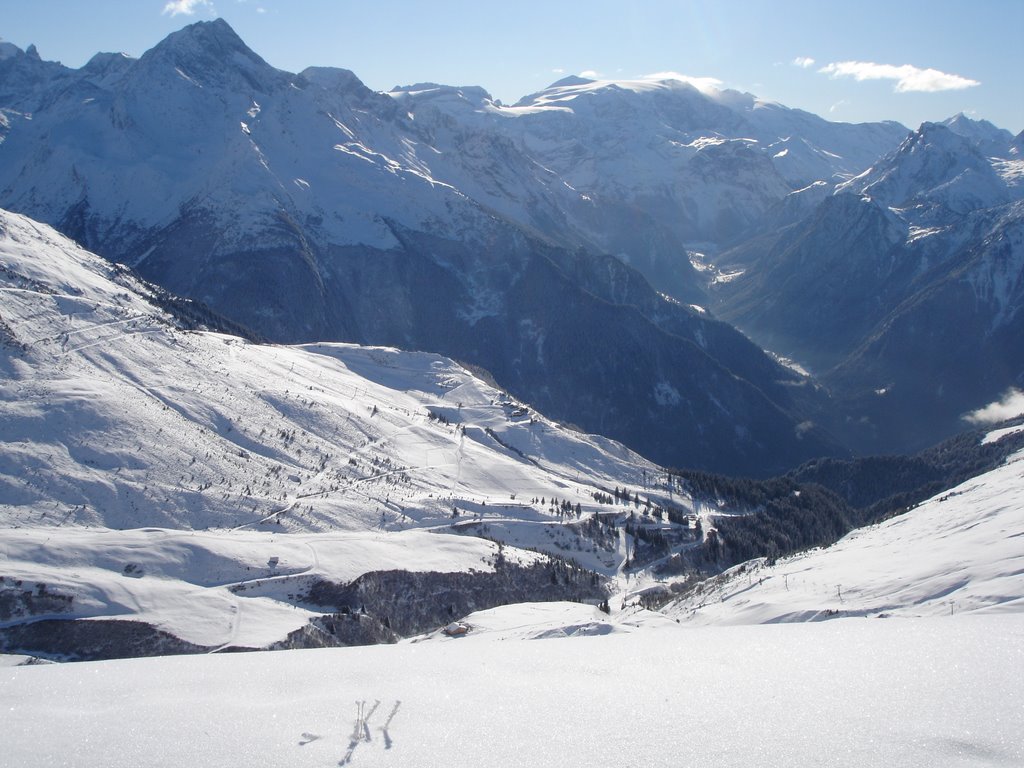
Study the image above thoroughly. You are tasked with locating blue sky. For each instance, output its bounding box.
[3,0,1022,132]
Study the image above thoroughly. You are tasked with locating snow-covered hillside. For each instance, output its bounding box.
[666,441,1024,624]
[2,207,716,653]
[838,121,1024,219]
[2,201,1023,764]
[0,208,656,533]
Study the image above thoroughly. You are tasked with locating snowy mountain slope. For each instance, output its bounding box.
[2,614,1021,768]
[0,21,841,476]
[0,527,540,650]
[1,202,1021,759]
[943,112,1017,159]
[390,75,906,300]
[508,76,906,187]
[666,440,1024,625]
[837,121,1022,220]
[4,311,1022,756]
[2,207,737,654]
[714,116,1024,453]
[0,207,683,530]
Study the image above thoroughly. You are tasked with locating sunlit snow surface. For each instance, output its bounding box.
[2,614,1022,767]
[0,207,655,537]
[0,527,540,647]
[665,445,1024,625]
[0,207,669,643]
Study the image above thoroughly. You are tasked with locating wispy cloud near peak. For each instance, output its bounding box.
[641,71,724,93]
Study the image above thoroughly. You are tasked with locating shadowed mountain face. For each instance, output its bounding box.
[0,20,848,475]
[715,122,1024,454]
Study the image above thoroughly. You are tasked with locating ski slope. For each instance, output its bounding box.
[0,207,661,537]
[666,442,1024,625]
[0,527,542,648]
[2,208,704,649]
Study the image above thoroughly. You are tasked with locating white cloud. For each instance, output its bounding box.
[963,388,1024,424]
[551,68,565,75]
[793,57,816,69]
[162,0,215,16]
[579,70,601,79]
[829,99,848,114]
[818,60,980,93]
[640,71,724,93]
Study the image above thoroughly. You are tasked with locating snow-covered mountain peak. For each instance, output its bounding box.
[80,51,136,87]
[389,82,497,113]
[548,74,596,88]
[0,40,41,61]
[153,17,251,56]
[515,76,789,127]
[83,51,136,70]
[838,121,1015,216]
[0,42,22,61]
[0,40,67,109]
[912,120,978,151]
[942,112,1015,157]
[514,74,712,111]
[135,18,280,92]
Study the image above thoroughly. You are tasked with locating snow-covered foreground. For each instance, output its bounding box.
[3,612,1022,768]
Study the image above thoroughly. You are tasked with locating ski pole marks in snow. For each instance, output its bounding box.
[339,699,399,765]
[380,700,400,751]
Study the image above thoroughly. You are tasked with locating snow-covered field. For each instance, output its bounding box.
[2,611,1021,767]
[0,527,540,648]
